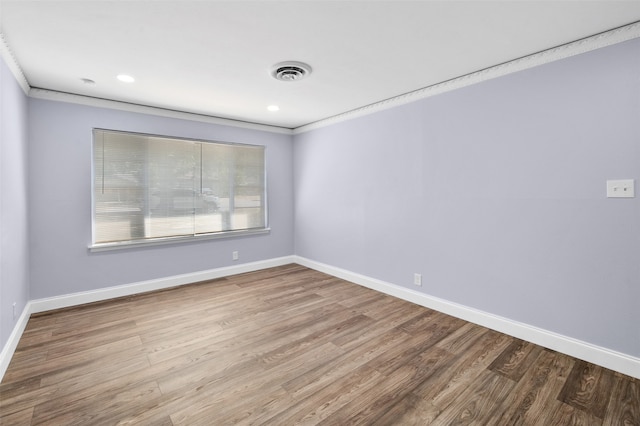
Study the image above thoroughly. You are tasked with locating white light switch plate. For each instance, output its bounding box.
[606,179,635,198]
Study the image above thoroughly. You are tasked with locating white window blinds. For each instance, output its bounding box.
[92,129,267,247]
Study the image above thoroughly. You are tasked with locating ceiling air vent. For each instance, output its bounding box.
[271,61,312,82]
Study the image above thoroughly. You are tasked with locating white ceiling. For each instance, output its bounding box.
[2,1,640,129]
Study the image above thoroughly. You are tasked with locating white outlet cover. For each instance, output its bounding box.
[606,179,635,198]
[413,273,422,286]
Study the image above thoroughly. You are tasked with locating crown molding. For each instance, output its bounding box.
[0,33,30,95]
[4,20,640,136]
[1,29,288,134]
[294,21,640,135]
[28,88,293,135]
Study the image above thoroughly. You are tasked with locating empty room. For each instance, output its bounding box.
[1,1,640,424]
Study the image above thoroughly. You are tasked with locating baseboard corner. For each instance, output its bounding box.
[1,255,296,382]
[0,301,32,382]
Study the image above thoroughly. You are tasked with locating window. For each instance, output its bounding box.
[92,129,267,249]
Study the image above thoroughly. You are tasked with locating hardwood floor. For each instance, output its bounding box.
[1,264,639,425]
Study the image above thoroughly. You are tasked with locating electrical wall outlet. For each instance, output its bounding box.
[606,179,635,198]
[232,251,239,261]
[413,273,422,286]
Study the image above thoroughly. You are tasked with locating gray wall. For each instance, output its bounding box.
[294,39,640,357]
[28,99,294,299]
[1,56,29,350]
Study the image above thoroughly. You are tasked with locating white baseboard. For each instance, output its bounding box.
[3,254,638,382]
[0,256,295,382]
[294,256,640,380]
[30,256,295,314]
[0,301,33,380]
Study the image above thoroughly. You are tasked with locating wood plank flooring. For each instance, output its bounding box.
[1,264,639,425]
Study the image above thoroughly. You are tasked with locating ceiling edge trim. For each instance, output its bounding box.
[0,33,30,95]
[293,21,640,135]
[28,88,293,135]
[1,30,291,134]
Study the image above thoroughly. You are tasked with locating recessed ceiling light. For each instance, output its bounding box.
[117,74,135,83]
[267,105,280,112]
[80,78,95,85]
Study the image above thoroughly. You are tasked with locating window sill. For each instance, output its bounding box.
[89,228,271,252]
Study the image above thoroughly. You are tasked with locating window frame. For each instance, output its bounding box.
[89,128,269,252]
